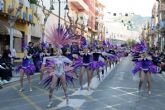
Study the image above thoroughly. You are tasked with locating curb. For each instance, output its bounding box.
[1,73,40,88]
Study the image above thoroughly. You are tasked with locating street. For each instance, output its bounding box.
[1,56,165,110]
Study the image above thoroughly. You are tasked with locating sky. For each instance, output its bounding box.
[99,0,155,17]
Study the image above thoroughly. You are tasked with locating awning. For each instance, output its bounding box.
[0,24,22,38]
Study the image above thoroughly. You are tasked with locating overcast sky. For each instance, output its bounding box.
[99,0,155,17]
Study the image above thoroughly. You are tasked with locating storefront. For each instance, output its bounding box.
[0,23,23,54]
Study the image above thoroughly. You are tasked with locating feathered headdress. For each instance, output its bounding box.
[131,41,147,53]
[46,25,75,48]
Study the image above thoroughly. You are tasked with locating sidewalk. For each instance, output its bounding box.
[0,71,40,87]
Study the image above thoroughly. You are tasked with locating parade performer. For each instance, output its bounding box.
[17,49,36,92]
[79,37,93,90]
[132,41,159,94]
[89,47,105,81]
[79,47,92,90]
[39,44,50,85]
[42,49,73,107]
[99,47,108,76]
[42,26,75,107]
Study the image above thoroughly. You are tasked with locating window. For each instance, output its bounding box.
[14,37,22,52]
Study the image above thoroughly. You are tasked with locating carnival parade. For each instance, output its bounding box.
[0,24,164,109]
[0,0,165,110]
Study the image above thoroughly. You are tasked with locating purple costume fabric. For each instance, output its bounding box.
[72,57,83,69]
[88,61,105,70]
[132,61,142,75]
[42,60,75,89]
[98,61,105,67]
[132,59,159,75]
[89,61,100,70]
[42,73,75,90]
[16,57,36,75]
[108,55,117,62]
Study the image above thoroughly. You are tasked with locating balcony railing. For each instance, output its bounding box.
[1,0,36,24]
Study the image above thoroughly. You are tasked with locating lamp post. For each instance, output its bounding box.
[50,0,69,28]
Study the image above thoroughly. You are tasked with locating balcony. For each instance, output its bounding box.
[1,0,36,24]
[160,3,165,11]
[70,0,89,11]
[95,8,104,16]
[83,0,95,13]
[27,8,33,23]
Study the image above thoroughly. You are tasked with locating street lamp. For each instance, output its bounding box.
[64,0,69,10]
[50,4,55,10]
[50,0,69,28]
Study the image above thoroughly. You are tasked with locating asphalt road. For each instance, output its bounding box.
[1,56,165,110]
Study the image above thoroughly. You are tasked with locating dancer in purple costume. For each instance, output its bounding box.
[79,47,92,90]
[42,49,73,107]
[89,48,106,81]
[42,25,77,107]
[17,49,36,92]
[132,52,159,94]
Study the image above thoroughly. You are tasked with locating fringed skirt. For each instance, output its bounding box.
[88,61,105,70]
[132,60,160,75]
[72,58,83,69]
[108,55,118,62]
[16,64,36,75]
[42,67,75,90]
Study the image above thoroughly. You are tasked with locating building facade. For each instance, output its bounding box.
[151,0,165,51]
[0,0,38,55]
[38,0,105,44]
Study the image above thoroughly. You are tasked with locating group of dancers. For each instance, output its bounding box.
[16,26,128,107]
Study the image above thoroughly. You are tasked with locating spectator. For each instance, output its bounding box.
[1,45,12,80]
[27,42,34,55]
[47,44,54,56]
[32,43,42,72]
[0,57,11,83]
[152,51,161,67]
[160,50,165,73]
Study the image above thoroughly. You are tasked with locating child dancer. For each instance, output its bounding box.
[17,49,36,92]
[79,47,92,90]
